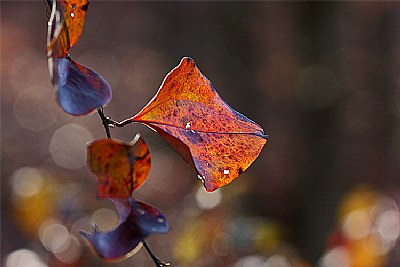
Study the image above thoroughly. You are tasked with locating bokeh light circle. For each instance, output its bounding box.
[5,249,48,267]
[49,124,93,169]
[11,167,44,198]
[195,187,222,209]
[14,85,57,132]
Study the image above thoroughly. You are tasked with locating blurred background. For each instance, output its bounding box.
[2,1,400,266]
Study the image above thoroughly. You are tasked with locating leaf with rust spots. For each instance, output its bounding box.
[47,0,89,58]
[87,135,151,198]
[126,57,268,191]
[80,197,168,261]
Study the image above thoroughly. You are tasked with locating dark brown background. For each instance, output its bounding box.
[2,1,400,266]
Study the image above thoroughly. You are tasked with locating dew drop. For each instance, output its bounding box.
[223,169,230,175]
[185,122,191,129]
[136,208,146,215]
[70,12,75,18]
[157,218,164,224]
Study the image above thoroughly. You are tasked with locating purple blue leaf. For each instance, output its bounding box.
[53,57,112,116]
[80,198,168,261]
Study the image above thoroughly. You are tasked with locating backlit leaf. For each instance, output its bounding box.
[52,57,112,115]
[47,0,89,58]
[80,197,168,261]
[128,57,268,191]
[87,135,150,198]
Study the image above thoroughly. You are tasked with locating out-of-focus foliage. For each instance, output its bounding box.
[3,2,400,267]
[130,57,267,192]
[320,186,400,267]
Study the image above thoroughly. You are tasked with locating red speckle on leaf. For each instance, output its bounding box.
[129,57,268,191]
[87,135,151,198]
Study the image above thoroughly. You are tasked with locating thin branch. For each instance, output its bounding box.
[97,107,111,139]
[108,118,135,128]
[142,240,170,267]
[43,0,53,19]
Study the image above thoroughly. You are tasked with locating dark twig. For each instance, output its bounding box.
[97,107,112,139]
[43,0,53,19]
[142,240,170,267]
[108,118,134,128]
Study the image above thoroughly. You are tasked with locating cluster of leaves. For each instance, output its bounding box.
[45,0,267,265]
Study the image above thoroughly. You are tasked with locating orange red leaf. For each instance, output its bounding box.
[47,0,89,58]
[129,57,268,191]
[87,135,151,198]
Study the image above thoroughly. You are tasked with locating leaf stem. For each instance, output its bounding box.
[142,240,170,267]
[108,118,134,128]
[43,0,53,19]
[97,107,112,139]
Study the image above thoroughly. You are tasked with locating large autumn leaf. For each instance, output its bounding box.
[80,197,168,261]
[87,135,151,198]
[47,0,89,58]
[124,57,268,191]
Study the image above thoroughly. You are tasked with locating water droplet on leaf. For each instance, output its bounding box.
[136,208,146,215]
[131,57,267,191]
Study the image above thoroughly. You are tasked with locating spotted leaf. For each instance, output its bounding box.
[88,135,151,198]
[125,57,268,191]
[47,0,89,58]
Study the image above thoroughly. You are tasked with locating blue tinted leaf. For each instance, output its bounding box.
[126,199,169,235]
[54,58,112,115]
[80,198,168,261]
